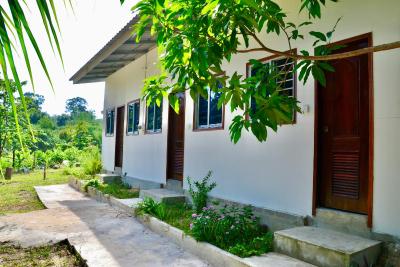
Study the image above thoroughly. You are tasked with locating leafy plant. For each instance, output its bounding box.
[81,146,102,177]
[187,171,217,214]
[136,197,167,220]
[190,205,266,251]
[84,179,100,192]
[228,233,274,258]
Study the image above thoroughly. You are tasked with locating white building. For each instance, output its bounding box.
[71,0,400,242]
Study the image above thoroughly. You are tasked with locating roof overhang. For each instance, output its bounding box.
[70,16,156,84]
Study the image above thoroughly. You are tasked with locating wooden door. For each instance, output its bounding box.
[115,106,125,168]
[167,93,185,181]
[317,37,370,214]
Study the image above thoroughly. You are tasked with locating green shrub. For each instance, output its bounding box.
[187,171,216,214]
[228,233,274,258]
[64,147,81,165]
[84,179,100,192]
[49,149,65,166]
[81,146,102,177]
[136,197,167,220]
[190,205,266,251]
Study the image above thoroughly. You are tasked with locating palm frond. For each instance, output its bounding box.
[0,0,67,147]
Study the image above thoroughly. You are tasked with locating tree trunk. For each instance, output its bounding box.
[5,167,12,180]
[12,149,15,168]
[43,164,47,180]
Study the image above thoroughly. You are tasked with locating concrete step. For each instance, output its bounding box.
[312,208,371,238]
[139,188,186,204]
[97,174,121,184]
[166,179,184,193]
[274,226,381,267]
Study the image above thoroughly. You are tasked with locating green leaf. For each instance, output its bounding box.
[312,65,326,87]
[309,31,327,42]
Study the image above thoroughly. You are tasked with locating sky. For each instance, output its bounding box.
[15,0,139,118]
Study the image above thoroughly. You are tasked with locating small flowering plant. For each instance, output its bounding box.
[190,204,265,250]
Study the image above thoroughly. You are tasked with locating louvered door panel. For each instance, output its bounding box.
[167,94,185,181]
[332,152,360,199]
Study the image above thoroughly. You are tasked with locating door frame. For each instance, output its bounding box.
[312,32,374,227]
[166,94,186,182]
[114,105,125,169]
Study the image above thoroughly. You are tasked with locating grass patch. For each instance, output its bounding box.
[161,203,193,233]
[85,179,139,199]
[0,241,86,267]
[0,168,88,215]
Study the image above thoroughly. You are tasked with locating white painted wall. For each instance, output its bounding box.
[103,49,168,183]
[102,0,400,237]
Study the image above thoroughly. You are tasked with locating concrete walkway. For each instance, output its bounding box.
[0,184,211,267]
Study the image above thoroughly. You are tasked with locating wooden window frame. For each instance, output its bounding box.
[126,99,140,136]
[245,49,298,124]
[105,108,115,137]
[145,102,163,134]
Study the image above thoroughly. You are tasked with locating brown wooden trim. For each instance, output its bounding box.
[367,33,374,228]
[312,33,374,228]
[245,49,298,124]
[105,107,116,137]
[192,72,226,132]
[312,76,318,216]
[126,99,140,136]
[166,93,186,182]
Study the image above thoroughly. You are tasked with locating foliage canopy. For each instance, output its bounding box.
[131,0,399,143]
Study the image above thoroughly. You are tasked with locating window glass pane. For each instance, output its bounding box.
[127,104,134,133]
[111,110,115,134]
[250,96,257,114]
[155,103,162,131]
[147,104,154,131]
[106,112,110,134]
[134,102,140,132]
[209,91,222,125]
[198,95,208,127]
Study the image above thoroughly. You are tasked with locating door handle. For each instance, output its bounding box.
[323,126,329,133]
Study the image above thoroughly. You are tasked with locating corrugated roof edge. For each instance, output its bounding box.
[70,16,140,84]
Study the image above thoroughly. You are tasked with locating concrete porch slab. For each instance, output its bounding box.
[140,188,186,204]
[274,226,381,267]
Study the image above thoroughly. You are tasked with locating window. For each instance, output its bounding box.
[248,56,296,122]
[146,102,162,133]
[195,88,224,130]
[127,100,140,135]
[105,109,115,136]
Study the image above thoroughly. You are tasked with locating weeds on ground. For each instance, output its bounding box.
[136,197,193,232]
[0,242,86,267]
[84,179,139,199]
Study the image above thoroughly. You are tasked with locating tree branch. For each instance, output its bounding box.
[238,35,400,61]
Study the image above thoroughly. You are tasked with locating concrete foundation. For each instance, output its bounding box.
[140,188,186,204]
[123,176,162,190]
